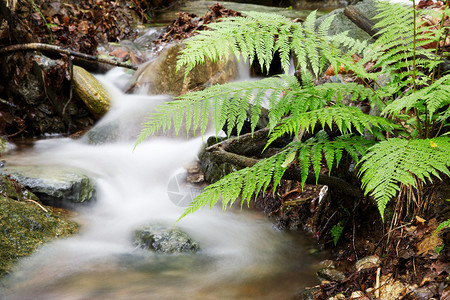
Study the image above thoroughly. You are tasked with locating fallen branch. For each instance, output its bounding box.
[344,5,380,38]
[0,43,137,70]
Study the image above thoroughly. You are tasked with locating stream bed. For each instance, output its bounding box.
[0,69,325,299]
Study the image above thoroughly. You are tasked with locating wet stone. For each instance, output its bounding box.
[317,267,346,282]
[355,255,380,271]
[0,165,96,208]
[301,285,321,300]
[133,224,199,254]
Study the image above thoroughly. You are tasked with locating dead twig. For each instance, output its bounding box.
[24,199,48,213]
[0,43,138,70]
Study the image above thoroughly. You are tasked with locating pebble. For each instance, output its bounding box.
[355,255,380,271]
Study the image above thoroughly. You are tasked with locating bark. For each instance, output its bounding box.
[344,5,380,37]
[0,43,137,70]
[206,128,363,199]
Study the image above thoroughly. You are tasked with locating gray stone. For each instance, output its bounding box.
[0,165,96,208]
[301,285,321,300]
[133,224,199,254]
[316,0,381,46]
[355,255,380,271]
[317,267,346,282]
[81,122,120,145]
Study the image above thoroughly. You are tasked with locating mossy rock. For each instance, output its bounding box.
[0,196,79,276]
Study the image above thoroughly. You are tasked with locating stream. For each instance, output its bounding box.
[0,67,325,299]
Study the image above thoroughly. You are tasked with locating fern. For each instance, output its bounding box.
[330,223,344,246]
[178,132,376,219]
[176,11,372,79]
[358,137,450,221]
[136,1,450,223]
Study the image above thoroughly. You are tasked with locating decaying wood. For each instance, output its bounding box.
[344,5,380,37]
[0,43,137,70]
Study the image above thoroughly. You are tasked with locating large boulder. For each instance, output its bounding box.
[133,224,199,254]
[316,0,380,44]
[0,166,96,208]
[133,43,238,96]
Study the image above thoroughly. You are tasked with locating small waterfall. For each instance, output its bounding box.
[0,68,322,300]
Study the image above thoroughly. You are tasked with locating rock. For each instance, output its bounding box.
[0,195,79,276]
[72,65,111,119]
[355,255,380,271]
[133,43,238,96]
[316,0,380,47]
[301,285,321,300]
[378,274,407,300]
[350,291,368,299]
[133,224,199,254]
[0,175,39,202]
[318,259,336,269]
[317,267,346,282]
[153,1,327,24]
[328,293,346,300]
[0,136,13,155]
[81,122,120,145]
[0,165,96,208]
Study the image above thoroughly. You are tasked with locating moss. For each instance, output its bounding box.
[0,196,79,276]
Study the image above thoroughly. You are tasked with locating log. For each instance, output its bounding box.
[344,5,380,38]
[0,43,137,70]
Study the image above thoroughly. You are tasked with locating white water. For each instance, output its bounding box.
[0,69,322,299]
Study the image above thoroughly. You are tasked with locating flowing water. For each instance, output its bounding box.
[0,69,324,299]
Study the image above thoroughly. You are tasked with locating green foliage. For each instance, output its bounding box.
[359,138,450,220]
[137,1,450,222]
[176,11,369,78]
[330,223,344,246]
[435,219,450,235]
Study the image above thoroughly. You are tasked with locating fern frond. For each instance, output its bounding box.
[179,132,376,219]
[267,105,397,145]
[177,10,366,78]
[358,137,450,221]
[383,74,450,117]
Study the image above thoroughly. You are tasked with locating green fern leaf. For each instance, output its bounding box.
[358,137,450,221]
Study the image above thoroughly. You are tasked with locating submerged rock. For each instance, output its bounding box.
[0,196,79,276]
[133,224,199,254]
[0,165,96,208]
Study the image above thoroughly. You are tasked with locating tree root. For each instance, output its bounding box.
[206,128,363,199]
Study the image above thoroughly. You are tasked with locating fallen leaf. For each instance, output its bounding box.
[416,216,426,224]
[417,233,443,256]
